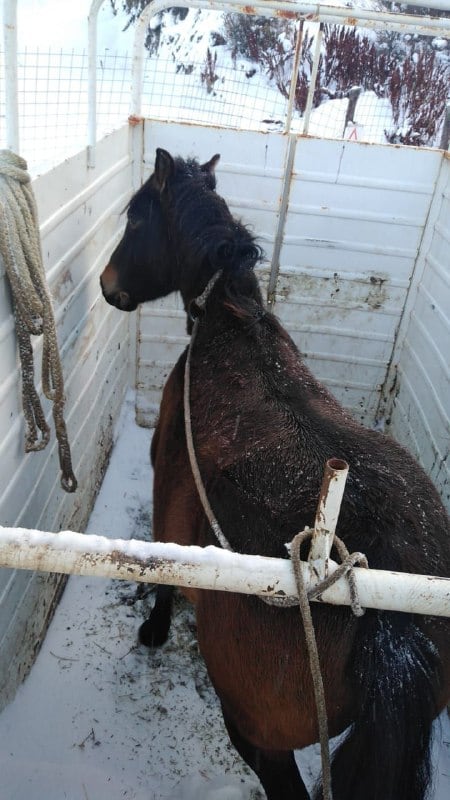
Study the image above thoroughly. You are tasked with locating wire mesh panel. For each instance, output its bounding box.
[0,47,133,175]
[1,7,449,175]
[139,10,449,146]
[141,51,290,131]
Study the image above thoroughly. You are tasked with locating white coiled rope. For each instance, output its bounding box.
[0,150,77,492]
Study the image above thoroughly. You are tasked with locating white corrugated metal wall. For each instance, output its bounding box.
[388,155,450,509]
[0,123,138,709]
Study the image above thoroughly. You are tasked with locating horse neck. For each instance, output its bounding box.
[167,192,261,311]
[180,260,263,318]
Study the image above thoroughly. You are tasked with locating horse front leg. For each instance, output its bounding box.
[221,704,310,800]
[138,584,174,647]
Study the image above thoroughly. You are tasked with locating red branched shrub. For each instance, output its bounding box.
[386,49,449,146]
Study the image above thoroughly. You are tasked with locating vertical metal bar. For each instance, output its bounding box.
[302,22,323,136]
[308,458,349,576]
[131,9,149,116]
[284,19,304,136]
[439,101,450,151]
[266,134,297,309]
[3,0,19,153]
[87,0,106,168]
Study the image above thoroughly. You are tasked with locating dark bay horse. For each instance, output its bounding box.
[100,147,450,800]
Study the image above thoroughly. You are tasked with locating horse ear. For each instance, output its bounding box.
[201,154,220,174]
[154,148,174,192]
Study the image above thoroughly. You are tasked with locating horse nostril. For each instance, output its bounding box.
[117,291,131,309]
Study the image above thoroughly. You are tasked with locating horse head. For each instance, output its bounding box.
[100,148,221,312]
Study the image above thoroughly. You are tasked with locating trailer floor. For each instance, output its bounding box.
[0,392,448,800]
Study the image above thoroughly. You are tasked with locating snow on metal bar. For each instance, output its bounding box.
[0,526,449,617]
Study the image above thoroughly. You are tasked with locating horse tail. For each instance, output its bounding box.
[314,611,442,800]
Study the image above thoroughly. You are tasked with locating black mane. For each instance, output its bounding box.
[166,156,263,275]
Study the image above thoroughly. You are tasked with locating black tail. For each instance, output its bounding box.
[314,612,441,800]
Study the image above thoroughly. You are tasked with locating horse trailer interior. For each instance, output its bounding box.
[0,1,449,797]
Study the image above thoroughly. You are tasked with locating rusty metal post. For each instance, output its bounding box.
[308,458,349,578]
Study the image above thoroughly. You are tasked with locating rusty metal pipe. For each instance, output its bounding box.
[308,458,349,576]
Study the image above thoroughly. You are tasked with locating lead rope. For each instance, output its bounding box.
[184,272,368,800]
[290,530,368,800]
[184,270,230,550]
[0,150,77,492]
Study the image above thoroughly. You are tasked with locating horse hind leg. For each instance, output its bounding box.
[313,612,443,800]
[221,705,310,800]
[138,584,174,647]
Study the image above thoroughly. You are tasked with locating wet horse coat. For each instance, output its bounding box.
[101,148,450,800]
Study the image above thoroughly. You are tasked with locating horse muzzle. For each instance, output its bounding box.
[100,265,137,312]
[101,284,136,312]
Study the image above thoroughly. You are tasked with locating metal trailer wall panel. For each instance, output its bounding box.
[136,120,443,428]
[276,137,442,425]
[389,156,450,509]
[0,124,135,710]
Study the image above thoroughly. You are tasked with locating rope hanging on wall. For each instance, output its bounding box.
[0,150,77,493]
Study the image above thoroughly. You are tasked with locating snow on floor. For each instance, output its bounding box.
[0,391,448,800]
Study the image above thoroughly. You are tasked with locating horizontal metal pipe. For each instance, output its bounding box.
[0,526,449,617]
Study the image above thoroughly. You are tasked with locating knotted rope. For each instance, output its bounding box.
[290,529,368,800]
[0,150,77,492]
[184,270,369,800]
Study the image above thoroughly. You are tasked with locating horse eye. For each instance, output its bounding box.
[128,216,142,231]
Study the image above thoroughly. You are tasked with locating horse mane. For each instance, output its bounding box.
[170,157,264,276]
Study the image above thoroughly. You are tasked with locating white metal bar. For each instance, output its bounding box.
[267,134,298,308]
[0,526,449,617]
[285,20,304,136]
[308,458,349,575]
[87,0,107,168]
[3,0,19,153]
[302,22,323,136]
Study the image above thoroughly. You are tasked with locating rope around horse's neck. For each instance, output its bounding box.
[184,270,230,550]
[0,150,77,493]
[183,272,368,800]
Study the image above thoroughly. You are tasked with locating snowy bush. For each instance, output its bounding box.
[385,49,449,146]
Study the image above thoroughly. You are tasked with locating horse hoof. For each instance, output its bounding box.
[138,617,170,648]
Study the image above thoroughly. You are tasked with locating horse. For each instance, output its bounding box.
[100,147,450,800]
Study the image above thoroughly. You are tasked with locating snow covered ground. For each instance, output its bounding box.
[0,392,448,800]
